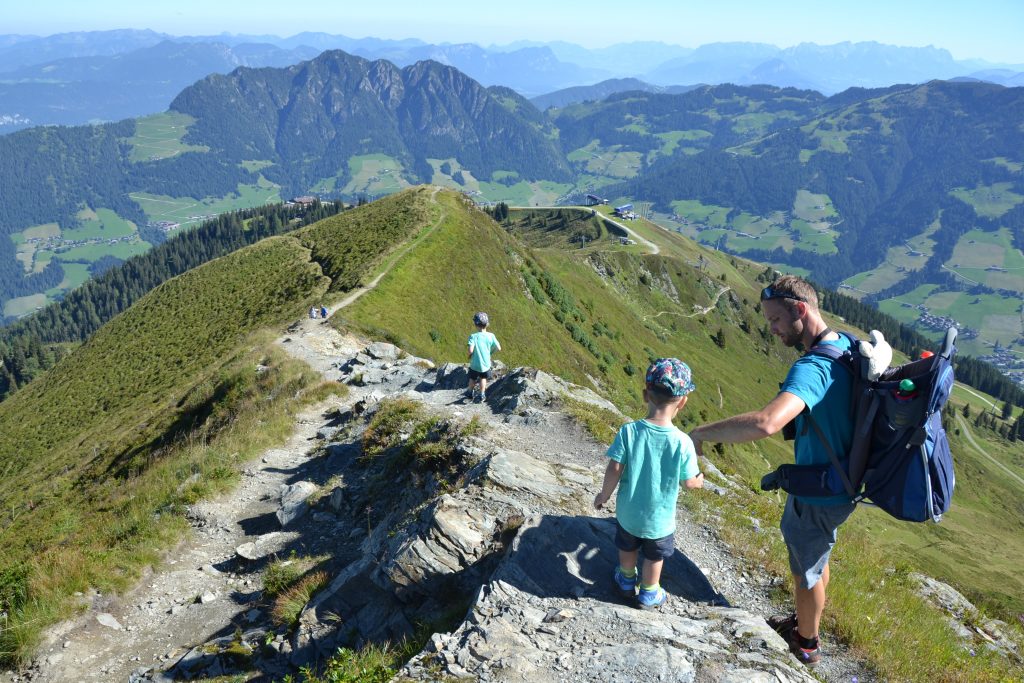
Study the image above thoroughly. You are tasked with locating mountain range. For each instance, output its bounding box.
[1,47,1022,383]
[3,30,1023,131]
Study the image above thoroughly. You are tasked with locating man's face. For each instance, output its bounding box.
[762,298,803,347]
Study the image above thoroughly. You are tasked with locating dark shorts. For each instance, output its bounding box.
[614,521,675,561]
[468,368,492,380]
[780,495,856,589]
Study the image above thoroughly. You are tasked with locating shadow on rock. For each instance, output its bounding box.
[498,515,727,606]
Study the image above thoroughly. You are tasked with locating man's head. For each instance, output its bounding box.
[760,275,821,348]
[645,358,695,407]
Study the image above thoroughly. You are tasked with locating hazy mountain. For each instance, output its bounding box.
[0,29,168,72]
[0,40,321,131]
[966,68,1024,87]
[530,78,701,110]
[645,42,782,85]
[645,41,978,94]
[498,40,692,76]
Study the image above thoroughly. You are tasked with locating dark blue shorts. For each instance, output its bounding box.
[468,368,492,380]
[614,520,675,561]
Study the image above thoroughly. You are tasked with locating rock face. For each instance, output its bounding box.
[401,515,814,682]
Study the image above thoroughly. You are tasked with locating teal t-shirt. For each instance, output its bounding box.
[779,335,855,506]
[607,420,699,539]
[468,330,500,372]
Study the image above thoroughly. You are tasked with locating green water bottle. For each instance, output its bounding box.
[895,378,917,402]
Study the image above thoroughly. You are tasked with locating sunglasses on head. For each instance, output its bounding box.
[760,285,808,303]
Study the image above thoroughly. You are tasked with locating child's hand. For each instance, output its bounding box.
[593,492,610,509]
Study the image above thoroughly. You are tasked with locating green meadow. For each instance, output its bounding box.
[947,228,1024,292]
[126,111,209,162]
[950,182,1024,219]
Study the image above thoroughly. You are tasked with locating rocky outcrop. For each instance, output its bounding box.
[105,340,852,681]
[400,513,814,682]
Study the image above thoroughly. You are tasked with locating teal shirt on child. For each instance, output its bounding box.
[468,331,500,372]
[607,420,699,539]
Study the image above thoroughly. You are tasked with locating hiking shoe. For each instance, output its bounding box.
[636,586,668,610]
[767,612,798,639]
[613,567,637,598]
[788,629,822,668]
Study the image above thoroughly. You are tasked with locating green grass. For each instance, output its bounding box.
[950,182,1024,219]
[64,208,137,241]
[340,154,410,196]
[47,262,92,294]
[567,141,642,178]
[130,183,282,230]
[2,294,47,319]
[126,111,209,162]
[946,228,1024,293]
[987,157,1023,173]
[670,199,732,227]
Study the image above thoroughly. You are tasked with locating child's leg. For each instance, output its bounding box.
[618,549,639,574]
[641,558,664,587]
[479,377,488,396]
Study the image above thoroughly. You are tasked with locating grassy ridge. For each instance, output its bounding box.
[335,195,1023,680]
[0,190,442,663]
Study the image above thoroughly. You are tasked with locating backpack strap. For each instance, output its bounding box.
[797,330,860,498]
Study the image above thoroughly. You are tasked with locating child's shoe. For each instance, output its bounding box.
[478,391,486,403]
[613,567,637,598]
[636,585,668,610]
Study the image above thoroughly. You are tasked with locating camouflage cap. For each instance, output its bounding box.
[645,358,695,396]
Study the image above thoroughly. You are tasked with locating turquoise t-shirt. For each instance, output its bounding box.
[468,330,500,372]
[607,420,699,539]
[779,335,855,506]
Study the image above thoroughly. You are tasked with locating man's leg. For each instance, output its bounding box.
[794,561,829,639]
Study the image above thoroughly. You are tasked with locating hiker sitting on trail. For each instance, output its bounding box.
[467,312,500,403]
[689,274,856,668]
[594,358,703,610]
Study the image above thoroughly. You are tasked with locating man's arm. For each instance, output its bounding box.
[689,391,806,456]
[593,459,624,509]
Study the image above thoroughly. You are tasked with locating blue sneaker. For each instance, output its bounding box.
[613,567,637,598]
[637,586,668,610]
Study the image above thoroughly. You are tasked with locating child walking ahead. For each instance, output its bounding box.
[467,312,501,403]
[594,358,703,609]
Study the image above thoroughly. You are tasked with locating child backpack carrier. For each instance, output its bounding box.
[760,327,957,523]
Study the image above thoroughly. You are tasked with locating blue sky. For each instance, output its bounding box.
[7,0,1024,64]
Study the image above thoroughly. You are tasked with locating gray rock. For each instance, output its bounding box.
[435,363,469,389]
[365,342,401,361]
[96,613,123,631]
[235,531,287,561]
[277,481,318,527]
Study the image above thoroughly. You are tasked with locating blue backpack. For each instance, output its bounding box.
[761,327,957,523]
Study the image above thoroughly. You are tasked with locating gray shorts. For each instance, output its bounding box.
[780,495,856,589]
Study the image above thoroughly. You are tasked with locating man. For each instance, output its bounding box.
[689,274,856,668]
